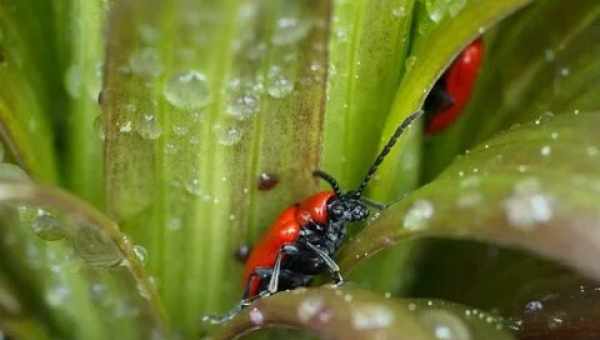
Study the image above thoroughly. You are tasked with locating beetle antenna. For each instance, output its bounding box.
[354,110,424,197]
[313,170,343,197]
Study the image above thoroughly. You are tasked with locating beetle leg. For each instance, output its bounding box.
[266,244,299,294]
[266,251,283,293]
[304,241,344,285]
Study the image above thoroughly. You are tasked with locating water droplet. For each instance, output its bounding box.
[425,0,445,22]
[249,307,264,325]
[559,67,570,77]
[137,114,163,140]
[297,296,323,322]
[129,48,162,77]
[65,64,81,98]
[46,284,71,307]
[133,244,148,265]
[72,223,123,267]
[213,124,242,146]
[167,217,182,231]
[119,120,133,133]
[257,172,279,191]
[504,178,555,230]
[335,28,348,42]
[352,304,394,330]
[405,56,417,72]
[272,17,313,45]
[547,315,564,330]
[164,70,210,109]
[403,200,434,230]
[185,178,204,196]
[540,145,551,156]
[32,209,66,241]
[419,309,471,340]
[392,6,407,17]
[524,300,543,313]
[266,66,294,98]
[0,163,30,181]
[93,115,105,140]
[226,94,259,120]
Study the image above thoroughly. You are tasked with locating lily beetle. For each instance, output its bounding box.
[204,110,423,323]
[425,38,484,134]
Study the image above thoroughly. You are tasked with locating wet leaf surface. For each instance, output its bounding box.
[0,179,165,339]
[341,111,600,282]
[213,286,515,340]
[103,0,329,336]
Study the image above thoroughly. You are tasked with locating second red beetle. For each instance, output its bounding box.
[425,38,485,134]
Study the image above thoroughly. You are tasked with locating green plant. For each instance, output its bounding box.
[1,0,599,339]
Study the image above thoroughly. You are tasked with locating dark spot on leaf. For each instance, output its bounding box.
[97,90,104,105]
[257,172,279,191]
[234,244,251,263]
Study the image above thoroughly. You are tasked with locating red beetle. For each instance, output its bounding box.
[203,110,423,323]
[425,37,484,134]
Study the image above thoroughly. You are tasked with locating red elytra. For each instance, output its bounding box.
[426,38,485,134]
[243,191,334,297]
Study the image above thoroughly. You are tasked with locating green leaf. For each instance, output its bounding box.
[0,179,165,339]
[61,0,107,207]
[368,0,532,202]
[213,286,515,340]
[323,0,417,193]
[0,2,62,182]
[102,0,329,336]
[424,0,600,180]
[340,112,600,283]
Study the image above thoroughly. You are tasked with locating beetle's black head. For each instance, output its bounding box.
[327,193,369,223]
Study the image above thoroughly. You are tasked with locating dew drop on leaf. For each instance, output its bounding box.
[419,309,471,340]
[32,209,66,241]
[403,200,434,230]
[184,177,204,197]
[133,244,148,265]
[72,223,123,267]
[392,6,407,18]
[297,296,323,322]
[266,66,294,99]
[46,284,71,307]
[93,115,105,141]
[129,47,162,77]
[249,307,264,325]
[213,124,242,146]
[405,56,417,72]
[504,178,555,230]
[271,17,313,46]
[65,64,81,99]
[352,304,394,330]
[164,70,210,109]
[137,114,163,140]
